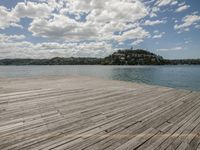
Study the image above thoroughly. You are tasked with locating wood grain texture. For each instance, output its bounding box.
[0,76,199,150]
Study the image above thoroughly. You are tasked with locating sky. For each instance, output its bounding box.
[0,0,200,59]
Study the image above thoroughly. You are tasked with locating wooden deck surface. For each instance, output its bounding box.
[0,76,200,150]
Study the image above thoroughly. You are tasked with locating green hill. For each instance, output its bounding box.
[102,49,165,65]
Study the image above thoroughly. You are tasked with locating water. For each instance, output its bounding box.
[0,65,199,91]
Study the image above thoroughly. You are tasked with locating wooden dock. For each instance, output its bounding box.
[0,76,200,150]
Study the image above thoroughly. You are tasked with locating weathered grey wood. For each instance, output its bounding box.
[144,99,200,150]
[114,127,158,150]
[153,96,200,150]
[0,76,199,150]
[68,92,191,150]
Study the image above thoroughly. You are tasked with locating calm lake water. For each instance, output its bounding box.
[0,65,199,91]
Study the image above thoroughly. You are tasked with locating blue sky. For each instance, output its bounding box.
[0,0,200,59]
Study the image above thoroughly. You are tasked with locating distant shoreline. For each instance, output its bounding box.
[0,59,200,65]
[0,49,200,65]
[0,64,200,66]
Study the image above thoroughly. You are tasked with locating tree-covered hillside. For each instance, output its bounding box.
[0,49,199,65]
[102,49,165,65]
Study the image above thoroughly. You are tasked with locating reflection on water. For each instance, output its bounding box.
[0,65,199,91]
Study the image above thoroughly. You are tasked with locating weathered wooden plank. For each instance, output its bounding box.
[175,118,200,150]
[144,98,200,150]
[30,92,186,149]
[0,76,199,150]
[44,92,189,150]
[114,127,158,150]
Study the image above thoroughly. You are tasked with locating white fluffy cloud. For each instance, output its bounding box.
[176,4,190,12]
[174,14,200,32]
[0,34,26,42]
[0,6,20,29]
[28,15,98,41]
[157,46,182,51]
[0,0,197,58]
[152,32,165,39]
[131,39,144,46]
[155,0,178,7]
[0,2,52,29]
[114,27,150,42]
[149,6,160,18]
[13,1,52,19]
[144,20,165,26]
[0,40,114,59]
[0,0,153,58]
[28,0,149,42]
[0,0,150,44]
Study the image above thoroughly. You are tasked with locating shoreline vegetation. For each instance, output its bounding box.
[0,49,200,65]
